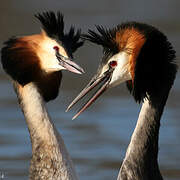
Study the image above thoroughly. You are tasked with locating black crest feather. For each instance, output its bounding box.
[82,25,118,54]
[130,23,177,103]
[35,11,83,55]
[83,22,177,102]
[1,11,83,102]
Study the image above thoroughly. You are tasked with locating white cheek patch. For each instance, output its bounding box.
[38,37,68,72]
[109,52,132,87]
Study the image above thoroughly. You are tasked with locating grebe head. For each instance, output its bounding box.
[1,11,84,102]
[67,22,177,119]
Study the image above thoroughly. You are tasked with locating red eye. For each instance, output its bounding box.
[53,46,59,51]
[109,61,117,68]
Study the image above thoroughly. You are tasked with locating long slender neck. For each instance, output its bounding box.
[14,82,78,180]
[118,89,170,180]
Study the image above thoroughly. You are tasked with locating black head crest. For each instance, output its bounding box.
[35,11,84,54]
[83,22,177,103]
[127,23,177,103]
[82,25,118,54]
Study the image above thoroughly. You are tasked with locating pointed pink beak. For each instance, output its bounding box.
[66,68,114,119]
[56,53,84,74]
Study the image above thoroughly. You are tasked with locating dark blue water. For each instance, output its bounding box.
[0,1,180,179]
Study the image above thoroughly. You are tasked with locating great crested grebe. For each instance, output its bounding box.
[1,11,84,180]
[67,22,177,180]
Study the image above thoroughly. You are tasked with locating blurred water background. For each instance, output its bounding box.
[0,0,180,179]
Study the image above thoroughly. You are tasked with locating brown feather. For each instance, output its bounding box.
[115,28,145,82]
[1,32,62,102]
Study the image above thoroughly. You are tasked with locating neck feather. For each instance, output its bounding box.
[14,82,78,180]
[118,90,171,180]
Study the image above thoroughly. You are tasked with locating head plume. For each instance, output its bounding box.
[82,22,177,103]
[82,25,118,54]
[1,11,84,102]
[35,11,84,55]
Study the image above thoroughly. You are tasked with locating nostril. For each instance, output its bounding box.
[53,46,59,52]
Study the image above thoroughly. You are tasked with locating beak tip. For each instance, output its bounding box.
[72,112,81,120]
[65,105,71,112]
[73,68,85,75]
[66,104,73,112]
[79,69,85,74]
[72,116,77,120]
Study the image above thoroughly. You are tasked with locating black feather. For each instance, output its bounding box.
[35,11,83,55]
[1,11,83,102]
[82,22,177,102]
[131,23,177,103]
[82,25,118,54]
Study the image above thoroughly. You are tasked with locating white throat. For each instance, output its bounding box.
[14,82,78,180]
[14,82,50,137]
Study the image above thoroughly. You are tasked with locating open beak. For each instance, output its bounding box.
[56,53,84,74]
[66,67,114,119]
